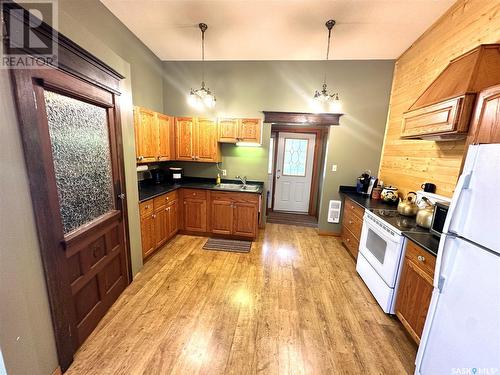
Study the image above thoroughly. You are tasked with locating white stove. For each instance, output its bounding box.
[356,191,451,314]
[356,210,407,314]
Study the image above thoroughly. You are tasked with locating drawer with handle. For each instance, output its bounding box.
[154,190,178,209]
[139,200,154,218]
[343,208,363,240]
[344,197,365,219]
[405,240,436,279]
[341,227,360,259]
[183,189,207,199]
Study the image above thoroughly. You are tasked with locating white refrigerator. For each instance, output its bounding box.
[415,144,500,375]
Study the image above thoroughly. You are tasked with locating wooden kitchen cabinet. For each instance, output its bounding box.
[467,84,500,145]
[395,240,436,344]
[217,117,262,144]
[209,191,259,239]
[139,190,179,260]
[340,196,364,260]
[239,118,262,143]
[400,44,500,141]
[197,118,219,162]
[134,106,157,163]
[175,117,195,161]
[139,200,156,258]
[134,106,173,163]
[157,113,173,161]
[181,189,208,232]
[218,118,239,143]
[175,117,220,162]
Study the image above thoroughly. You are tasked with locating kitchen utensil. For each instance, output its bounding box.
[397,191,418,217]
[416,196,435,228]
[421,182,436,193]
[381,186,399,203]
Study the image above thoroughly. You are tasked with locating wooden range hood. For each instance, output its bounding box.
[401,44,500,140]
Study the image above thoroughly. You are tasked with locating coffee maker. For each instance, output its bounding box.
[356,170,373,195]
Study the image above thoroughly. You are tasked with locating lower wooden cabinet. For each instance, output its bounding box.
[140,212,155,258]
[139,191,178,260]
[395,240,436,343]
[140,188,261,258]
[209,191,259,239]
[341,196,364,260]
[181,189,207,233]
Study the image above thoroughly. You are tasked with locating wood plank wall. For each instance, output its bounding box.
[378,0,500,197]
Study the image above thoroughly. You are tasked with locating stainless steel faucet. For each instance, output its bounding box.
[235,175,247,187]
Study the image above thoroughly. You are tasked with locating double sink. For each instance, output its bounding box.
[216,183,261,192]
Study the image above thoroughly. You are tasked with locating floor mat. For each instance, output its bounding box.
[203,238,252,253]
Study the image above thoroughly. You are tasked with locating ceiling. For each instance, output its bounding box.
[101,0,455,61]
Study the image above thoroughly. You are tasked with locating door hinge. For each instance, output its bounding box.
[118,193,126,200]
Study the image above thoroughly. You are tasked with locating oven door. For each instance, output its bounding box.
[358,213,404,288]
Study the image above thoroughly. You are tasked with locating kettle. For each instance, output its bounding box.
[381,186,399,203]
[397,192,418,217]
[416,197,435,228]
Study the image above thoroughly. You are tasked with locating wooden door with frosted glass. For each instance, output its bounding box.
[11,67,130,370]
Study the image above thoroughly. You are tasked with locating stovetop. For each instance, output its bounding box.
[371,209,428,234]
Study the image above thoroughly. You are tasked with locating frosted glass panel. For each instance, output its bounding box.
[282,138,308,176]
[44,91,114,234]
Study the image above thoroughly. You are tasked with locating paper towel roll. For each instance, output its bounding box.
[136,165,148,172]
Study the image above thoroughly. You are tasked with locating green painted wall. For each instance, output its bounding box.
[0,1,164,374]
[162,60,394,231]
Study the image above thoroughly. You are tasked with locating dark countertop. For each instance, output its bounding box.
[139,177,264,202]
[403,232,440,257]
[339,185,398,211]
[339,185,439,257]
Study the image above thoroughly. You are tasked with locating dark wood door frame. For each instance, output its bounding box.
[4,3,130,371]
[270,125,329,217]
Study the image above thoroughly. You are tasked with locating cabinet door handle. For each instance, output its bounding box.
[417,255,425,262]
[152,214,156,218]
[351,205,354,209]
[349,220,353,225]
[346,238,350,242]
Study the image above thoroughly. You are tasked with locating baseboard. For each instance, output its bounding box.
[317,230,341,237]
[52,367,62,375]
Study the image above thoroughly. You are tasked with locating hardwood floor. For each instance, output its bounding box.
[66,224,416,375]
[266,211,318,228]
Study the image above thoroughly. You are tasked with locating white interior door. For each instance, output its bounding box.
[274,132,315,212]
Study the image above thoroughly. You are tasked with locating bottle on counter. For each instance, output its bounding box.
[216,173,221,185]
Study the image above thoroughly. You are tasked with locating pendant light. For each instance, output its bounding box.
[312,19,342,113]
[188,23,216,109]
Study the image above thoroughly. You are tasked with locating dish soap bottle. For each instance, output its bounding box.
[216,173,221,185]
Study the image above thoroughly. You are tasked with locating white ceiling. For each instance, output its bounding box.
[101,0,455,61]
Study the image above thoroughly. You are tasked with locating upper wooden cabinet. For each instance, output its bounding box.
[134,107,157,162]
[175,117,195,161]
[134,106,173,163]
[157,113,172,161]
[218,117,262,144]
[239,118,262,143]
[401,44,500,140]
[467,84,500,145]
[175,117,221,162]
[218,118,239,143]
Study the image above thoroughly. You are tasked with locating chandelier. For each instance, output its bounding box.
[312,19,342,113]
[188,23,216,109]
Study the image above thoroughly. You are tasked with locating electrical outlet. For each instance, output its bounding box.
[221,169,227,176]
[331,164,337,172]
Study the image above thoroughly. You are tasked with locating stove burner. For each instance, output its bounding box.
[371,209,427,233]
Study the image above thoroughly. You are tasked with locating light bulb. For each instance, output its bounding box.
[329,98,342,113]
